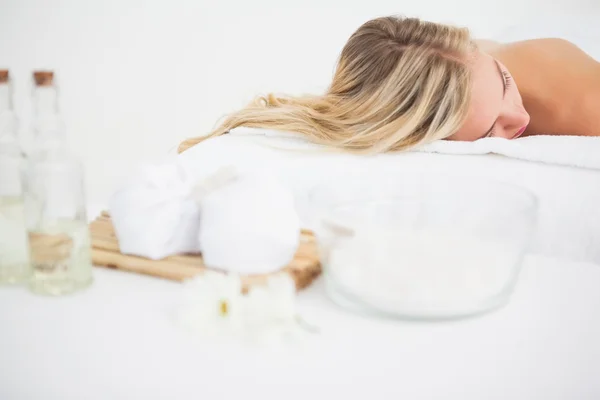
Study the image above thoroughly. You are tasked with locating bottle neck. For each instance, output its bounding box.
[0,83,16,138]
[32,84,65,146]
[0,112,20,157]
[0,82,20,157]
[33,86,59,116]
[0,83,11,113]
[29,78,72,161]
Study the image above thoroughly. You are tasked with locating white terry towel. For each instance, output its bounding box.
[257,128,600,170]
[109,162,202,260]
[177,130,600,265]
[415,135,600,170]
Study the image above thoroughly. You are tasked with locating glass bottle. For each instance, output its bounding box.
[0,70,30,285]
[23,71,93,295]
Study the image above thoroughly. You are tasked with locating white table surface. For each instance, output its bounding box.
[1,248,600,400]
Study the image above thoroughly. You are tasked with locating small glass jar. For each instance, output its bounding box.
[309,171,538,320]
[23,154,93,295]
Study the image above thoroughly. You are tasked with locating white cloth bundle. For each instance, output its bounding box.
[109,161,301,274]
[197,168,301,275]
[109,162,202,260]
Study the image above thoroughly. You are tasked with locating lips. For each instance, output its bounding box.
[514,125,528,138]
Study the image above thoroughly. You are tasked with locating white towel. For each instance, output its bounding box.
[109,162,202,260]
[108,160,301,274]
[416,136,600,171]
[177,131,600,265]
[255,128,600,171]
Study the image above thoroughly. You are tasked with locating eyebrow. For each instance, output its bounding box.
[482,59,507,138]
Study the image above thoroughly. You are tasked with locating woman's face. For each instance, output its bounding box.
[450,51,530,141]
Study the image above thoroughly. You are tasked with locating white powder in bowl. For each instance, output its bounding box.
[326,227,523,317]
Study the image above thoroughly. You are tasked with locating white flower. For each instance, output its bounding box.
[176,271,243,338]
[242,273,309,345]
[243,273,296,327]
[175,271,315,345]
[264,273,297,323]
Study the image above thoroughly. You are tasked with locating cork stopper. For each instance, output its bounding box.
[33,70,54,87]
[0,70,8,84]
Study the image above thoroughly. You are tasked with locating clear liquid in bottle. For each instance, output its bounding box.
[28,218,93,296]
[24,70,94,295]
[0,196,30,284]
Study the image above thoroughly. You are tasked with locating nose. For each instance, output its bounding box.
[498,107,530,139]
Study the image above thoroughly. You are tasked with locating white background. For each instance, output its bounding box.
[1,0,599,204]
[2,254,600,400]
[2,3,600,399]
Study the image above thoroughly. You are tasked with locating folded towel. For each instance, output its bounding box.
[177,131,600,265]
[416,136,600,170]
[109,162,202,260]
[251,128,600,171]
[197,167,301,275]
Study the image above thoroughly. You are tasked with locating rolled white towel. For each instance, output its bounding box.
[109,162,202,260]
[195,167,301,275]
[109,161,301,275]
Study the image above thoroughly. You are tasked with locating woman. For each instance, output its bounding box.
[178,15,600,154]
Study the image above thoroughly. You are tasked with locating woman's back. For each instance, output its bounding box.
[481,38,600,136]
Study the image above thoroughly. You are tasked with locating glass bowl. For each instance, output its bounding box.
[309,171,538,320]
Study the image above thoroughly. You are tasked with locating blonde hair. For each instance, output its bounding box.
[178,16,475,154]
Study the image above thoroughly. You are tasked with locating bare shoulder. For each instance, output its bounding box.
[482,38,598,67]
[477,37,591,56]
[474,39,504,52]
[481,38,600,136]
[512,38,595,60]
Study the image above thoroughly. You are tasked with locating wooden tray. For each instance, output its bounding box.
[89,212,322,291]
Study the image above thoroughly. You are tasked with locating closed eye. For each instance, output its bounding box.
[502,70,512,90]
[482,60,509,138]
